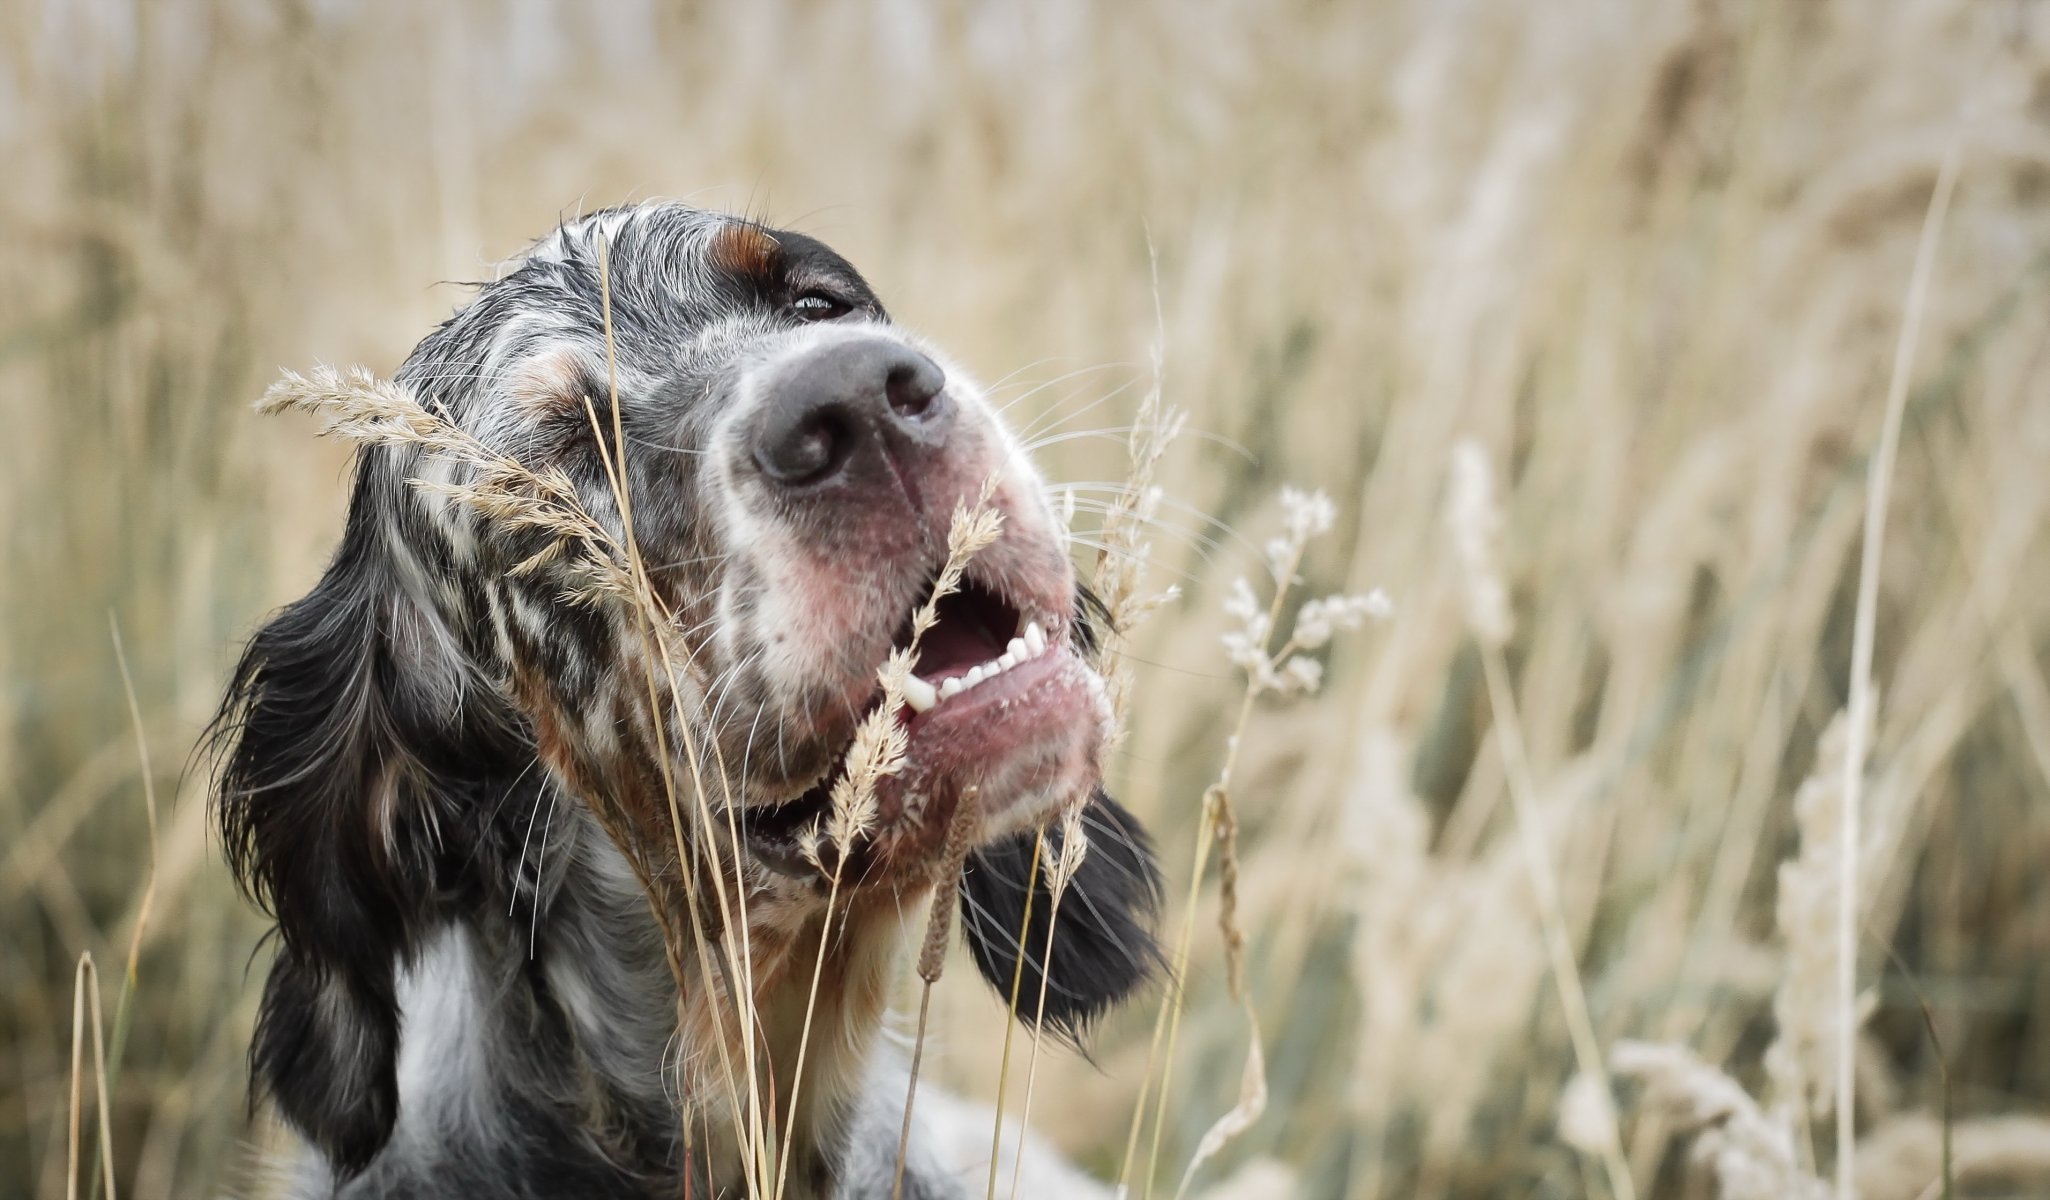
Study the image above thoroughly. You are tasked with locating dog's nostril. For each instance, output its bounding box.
[756,410,850,484]
[885,357,944,420]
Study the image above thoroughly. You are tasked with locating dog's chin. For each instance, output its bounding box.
[738,642,1111,887]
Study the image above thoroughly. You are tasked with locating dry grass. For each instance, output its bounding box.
[7,1,2050,1197]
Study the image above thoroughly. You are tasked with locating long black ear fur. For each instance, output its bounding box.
[207,471,515,1176]
[959,786,1164,1043]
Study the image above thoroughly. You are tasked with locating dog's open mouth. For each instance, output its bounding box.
[738,575,1107,881]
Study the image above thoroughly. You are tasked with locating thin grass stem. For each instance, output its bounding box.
[1834,133,1963,1200]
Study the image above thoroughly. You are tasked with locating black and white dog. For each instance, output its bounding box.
[210,203,1161,1198]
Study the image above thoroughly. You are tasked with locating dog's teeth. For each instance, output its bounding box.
[902,674,938,713]
[1024,622,1046,655]
[964,666,987,687]
[996,652,1018,671]
[938,678,964,701]
[1007,636,1029,660]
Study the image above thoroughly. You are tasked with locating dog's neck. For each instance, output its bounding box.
[339,802,917,1199]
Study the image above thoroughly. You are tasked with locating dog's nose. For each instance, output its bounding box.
[751,338,951,486]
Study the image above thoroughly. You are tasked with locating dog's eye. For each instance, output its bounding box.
[791,292,851,322]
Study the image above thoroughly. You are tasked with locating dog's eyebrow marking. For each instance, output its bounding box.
[708,221,783,283]
[500,344,595,428]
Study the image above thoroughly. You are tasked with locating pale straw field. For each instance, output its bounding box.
[5,1,2050,1197]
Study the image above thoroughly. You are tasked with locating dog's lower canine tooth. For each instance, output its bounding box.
[902,674,938,713]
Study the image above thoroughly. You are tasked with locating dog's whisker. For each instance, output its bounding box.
[527,789,561,960]
[990,361,1133,418]
[1013,378,1144,445]
[1061,533,1210,578]
[1054,497,1229,556]
[626,436,712,456]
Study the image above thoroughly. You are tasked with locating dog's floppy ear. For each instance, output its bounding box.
[208,466,503,1176]
[959,786,1163,1042]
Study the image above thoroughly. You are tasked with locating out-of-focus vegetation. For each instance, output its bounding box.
[6,1,2050,1196]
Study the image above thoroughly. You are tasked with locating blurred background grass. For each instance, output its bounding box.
[6,0,2050,1197]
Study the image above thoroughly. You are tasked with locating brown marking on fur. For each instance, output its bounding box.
[504,345,593,420]
[752,897,907,1158]
[513,663,671,886]
[708,220,783,283]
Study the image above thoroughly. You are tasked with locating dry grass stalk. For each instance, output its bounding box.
[984,833,1046,1200]
[1831,134,1964,1200]
[1449,440,1636,1200]
[1610,1040,1827,1200]
[1176,488,1385,1198]
[1121,487,1386,1198]
[817,472,1003,873]
[88,618,159,1200]
[774,865,858,1200]
[1007,799,1091,1200]
[66,953,114,1200]
[1092,256,1195,1200]
[1118,811,1212,1199]
[892,784,983,1200]
[1337,725,1432,1200]
[259,366,639,606]
[1088,242,1187,742]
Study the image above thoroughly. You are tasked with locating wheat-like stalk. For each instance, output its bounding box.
[817,473,1005,872]
[891,784,983,1200]
[260,366,638,606]
[1830,130,1964,1200]
[1007,799,1090,1200]
[984,832,1044,1200]
[1120,486,1388,1199]
[1088,241,1187,742]
[1767,709,1865,1137]
[780,479,1002,1200]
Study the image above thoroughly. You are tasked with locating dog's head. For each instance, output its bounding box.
[210,203,1161,1174]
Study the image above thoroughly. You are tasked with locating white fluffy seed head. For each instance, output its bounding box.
[1448,439,1514,648]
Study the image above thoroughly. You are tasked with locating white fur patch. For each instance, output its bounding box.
[390,928,495,1144]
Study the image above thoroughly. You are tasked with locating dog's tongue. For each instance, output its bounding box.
[914,619,1001,681]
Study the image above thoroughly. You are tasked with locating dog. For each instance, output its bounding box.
[208,202,1162,1198]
